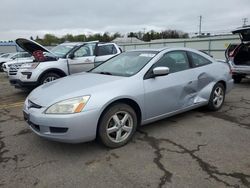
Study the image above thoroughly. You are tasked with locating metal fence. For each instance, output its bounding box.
[119,35,241,59]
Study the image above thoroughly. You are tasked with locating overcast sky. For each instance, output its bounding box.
[0,0,249,40]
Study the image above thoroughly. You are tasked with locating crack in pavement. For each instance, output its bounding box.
[0,109,23,123]
[203,99,250,130]
[13,129,32,136]
[240,97,250,105]
[17,160,57,170]
[137,130,173,188]
[137,130,250,188]
[207,112,250,130]
[0,130,26,169]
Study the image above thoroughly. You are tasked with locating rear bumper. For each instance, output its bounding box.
[10,79,38,89]
[231,66,250,76]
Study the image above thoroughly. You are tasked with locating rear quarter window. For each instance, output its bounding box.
[189,52,212,67]
[97,45,117,56]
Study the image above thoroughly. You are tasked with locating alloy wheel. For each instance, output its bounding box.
[106,111,133,143]
[213,87,224,108]
[43,76,57,83]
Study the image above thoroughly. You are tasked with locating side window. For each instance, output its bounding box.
[12,54,18,59]
[20,53,26,58]
[189,52,212,67]
[97,44,117,56]
[74,45,93,57]
[24,53,31,57]
[153,51,190,73]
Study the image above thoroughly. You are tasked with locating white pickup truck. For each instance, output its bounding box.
[9,38,121,89]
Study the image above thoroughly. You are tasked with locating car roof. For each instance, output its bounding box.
[232,25,250,33]
[127,48,167,53]
[60,42,85,46]
[127,47,201,53]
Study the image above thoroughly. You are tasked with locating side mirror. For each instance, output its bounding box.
[67,53,74,59]
[152,67,170,77]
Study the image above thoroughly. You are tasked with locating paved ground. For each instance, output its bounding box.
[0,72,250,188]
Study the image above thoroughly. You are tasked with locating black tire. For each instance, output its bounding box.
[232,75,242,83]
[98,103,138,148]
[39,72,60,85]
[0,62,4,72]
[207,83,225,111]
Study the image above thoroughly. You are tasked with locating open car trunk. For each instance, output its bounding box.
[226,26,250,66]
[234,43,250,66]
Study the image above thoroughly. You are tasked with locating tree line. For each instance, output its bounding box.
[32,30,189,46]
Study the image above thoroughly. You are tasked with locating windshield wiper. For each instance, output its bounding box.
[95,71,113,75]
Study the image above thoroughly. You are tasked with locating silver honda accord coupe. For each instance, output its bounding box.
[23,47,234,148]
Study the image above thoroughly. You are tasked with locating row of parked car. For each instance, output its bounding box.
[1,39,122,89]
[0,51,33,72]
[1,26,250,89]
[1,26,249,148]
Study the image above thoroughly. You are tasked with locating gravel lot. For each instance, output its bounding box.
[0,72,250,188]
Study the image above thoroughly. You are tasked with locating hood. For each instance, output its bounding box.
[232,26,250,42]
[5,58,33,65]
[0,57,11,62]
[28,73,124,106]
[15,38,56,55]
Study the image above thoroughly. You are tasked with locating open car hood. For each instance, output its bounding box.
[15,38,56,56]
[232,26,250,42]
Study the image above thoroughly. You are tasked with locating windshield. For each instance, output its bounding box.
[50,44,76,58]
[91,51,157,77]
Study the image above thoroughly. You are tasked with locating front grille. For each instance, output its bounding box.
[9,64,22,75]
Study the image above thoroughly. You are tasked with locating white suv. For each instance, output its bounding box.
[9,38,121,89]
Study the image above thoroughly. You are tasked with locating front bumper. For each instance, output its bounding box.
[10,79,38,89]
[23,106,100,143]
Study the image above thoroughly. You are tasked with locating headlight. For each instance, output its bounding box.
[45,96,90,114]
[20,63,39,69]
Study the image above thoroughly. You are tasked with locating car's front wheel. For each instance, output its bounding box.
[207,83,225,111]
[40,72,60,85]
[98,103,138,148]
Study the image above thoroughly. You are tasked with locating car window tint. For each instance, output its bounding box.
[98,45,117,56]
[189,52,212,67]
[154,51,190,73]
[23,53,31,57]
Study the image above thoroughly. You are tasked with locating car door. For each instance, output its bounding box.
[94,44,119,67]
[144,51,198,120]
[67,43,96,74]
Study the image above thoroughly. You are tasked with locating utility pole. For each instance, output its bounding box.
[199,15,202,36]
[242,18,248,26]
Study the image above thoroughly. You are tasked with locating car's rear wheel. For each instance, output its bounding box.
[232,75,242,83]
[207,83,225,111]
[98,103,137,148]
[40,72,60,85]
